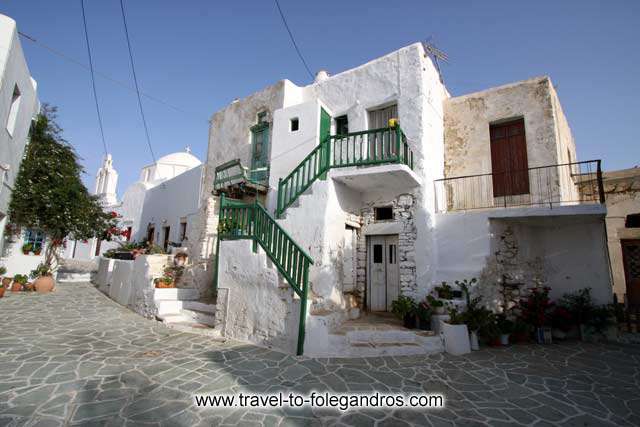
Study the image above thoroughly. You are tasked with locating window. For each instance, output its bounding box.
[368,104,397,129]
[24,229,45,251]
[179,221,187,241]
[374,206,394,221]
[257,111,267,123]
[373,244,383,263]
[147,225,155,244]
[388,244,396,264]
[162,226,170,252]
[290,118,299,132]
[6,84,21,136]
[626,214,640,228]
[335,115,348,135]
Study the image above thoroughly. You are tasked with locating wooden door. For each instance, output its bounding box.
[250,119,270,182]
[490,119,529,197]
[367,235,400,312]
[622,240,640,305]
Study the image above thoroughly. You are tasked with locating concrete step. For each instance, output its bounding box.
[56,272,92,283]
[157,300,183,316]
[158,313,190,324]
[324,332,443,357]
[163,321,221,337]
[181,308,216,326]
[182,301,216,313]
[153,287,199,301]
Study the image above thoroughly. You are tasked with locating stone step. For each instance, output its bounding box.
[181,308,216,326]
[56,272,92,283]
[163,321,221,337]
[157,300,183,316]
[153,287,199,301]
[182,301,216,313]
[158,313,190,324]
[346,329,421,345]
[325,333,443,357]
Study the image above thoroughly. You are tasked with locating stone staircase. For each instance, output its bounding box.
[154,288,220,336]
[316,314,444,357]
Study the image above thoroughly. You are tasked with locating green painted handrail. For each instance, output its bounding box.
[276,125,414,217]
[216,194,313,355]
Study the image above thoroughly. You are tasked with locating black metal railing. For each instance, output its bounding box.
[434,160,605,212]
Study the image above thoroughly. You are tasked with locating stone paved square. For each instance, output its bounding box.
[1,283,639,426]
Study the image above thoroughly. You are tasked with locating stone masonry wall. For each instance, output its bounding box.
[356,193,418,303]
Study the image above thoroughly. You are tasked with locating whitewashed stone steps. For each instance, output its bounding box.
[323,332,443,357]
[56,272,92,283]
[180,308,216,327]
[153,287,199,301]
[163,321,222,337]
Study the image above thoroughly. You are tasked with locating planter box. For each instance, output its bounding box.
[442,322,471,355]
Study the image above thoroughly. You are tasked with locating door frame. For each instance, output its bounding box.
[366,234,400,312]
[621,239,640,305]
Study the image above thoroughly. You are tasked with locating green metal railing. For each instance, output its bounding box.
[215,194,313,355]
[213,159,268,193]
[276,125,414,217]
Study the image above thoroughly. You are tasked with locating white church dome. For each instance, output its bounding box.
[156,150,202,168]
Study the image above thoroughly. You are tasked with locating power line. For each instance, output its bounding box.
[80,0,108,155]
[17,31,204,123]
[273,0,314,80]
[119,0,156,163]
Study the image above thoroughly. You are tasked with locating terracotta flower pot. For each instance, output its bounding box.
[154,279,175,289]
[34,276,55,294]
[11,283,23,292]
[2,277,12,287]
[0,287,5,298]
[24,283,35,292]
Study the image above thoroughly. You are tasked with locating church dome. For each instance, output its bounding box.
[156,151,202,168]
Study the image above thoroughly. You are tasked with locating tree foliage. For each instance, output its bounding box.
[8,105,114,270]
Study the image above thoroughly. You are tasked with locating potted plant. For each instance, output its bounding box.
[391,295,417,329]
[442,307,471,355]
[33,244,42,256]
[12,274,28,292]
[427,294,446,315]
[416,300,432,330]
[30,263,55,294]
[495,314,514,345]
[154,274,175,289]
[519,286,554,344]
[511,318,531,343]
[173,252,188,267]
[21,243,33,255]
[481,316,502,346]
[434,282,454,300]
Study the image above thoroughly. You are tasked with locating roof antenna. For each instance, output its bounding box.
[422,36,449,84]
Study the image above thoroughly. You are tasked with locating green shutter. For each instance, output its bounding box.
[319,107,331,180]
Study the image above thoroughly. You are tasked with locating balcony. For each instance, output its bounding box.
[213,159,268,197]
[434,160,605,213]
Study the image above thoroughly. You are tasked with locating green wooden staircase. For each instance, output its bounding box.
[276,123,414,217]
[214,194,313,355]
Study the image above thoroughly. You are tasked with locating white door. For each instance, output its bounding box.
[367,235,400,312]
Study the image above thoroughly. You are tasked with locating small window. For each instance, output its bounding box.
[335,115,348,135]
[24,229,45,252]
[373,244,383,263]
[6,84,21,136]
[179,221,187,241]
[290,118,299,132]
[257,111,267,123]
[374,206,393,221]
[626,214,640,228]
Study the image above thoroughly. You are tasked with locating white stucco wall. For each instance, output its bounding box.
[0,14,40,254]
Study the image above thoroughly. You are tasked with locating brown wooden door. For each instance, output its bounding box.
[622,240,640,305]
[490,119,530,197]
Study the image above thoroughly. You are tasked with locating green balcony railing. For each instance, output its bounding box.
[214,194,313,355]
[277,125,414,217]
[213,159,268,194]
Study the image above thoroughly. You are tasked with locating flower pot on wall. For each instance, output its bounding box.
[442,322,471,355]
[34,276,55,294]
[0,287,5,298]
[11,283,23,292]
[2,277,12,288]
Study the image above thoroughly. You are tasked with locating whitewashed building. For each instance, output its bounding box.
[175,42,611,356]
[0,14,41,275]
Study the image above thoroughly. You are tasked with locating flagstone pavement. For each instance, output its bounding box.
[1,282,639,426]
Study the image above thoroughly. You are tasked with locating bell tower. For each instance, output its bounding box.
[94,154,119,206]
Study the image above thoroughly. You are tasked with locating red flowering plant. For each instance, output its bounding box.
[518,286,555,328]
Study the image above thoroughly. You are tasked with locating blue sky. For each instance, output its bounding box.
[2,0,639,193]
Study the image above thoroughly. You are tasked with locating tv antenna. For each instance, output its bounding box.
[422,37,449,83]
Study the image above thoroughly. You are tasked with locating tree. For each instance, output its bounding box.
[8,105,116,273]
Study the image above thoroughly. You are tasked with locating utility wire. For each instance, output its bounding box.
[17,31,203,122]
[273,0,314,80]
[80,0,108,155]
[119,0,157,163]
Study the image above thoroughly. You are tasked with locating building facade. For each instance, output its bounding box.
[181,43,612,355]
[0,14,41,275]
